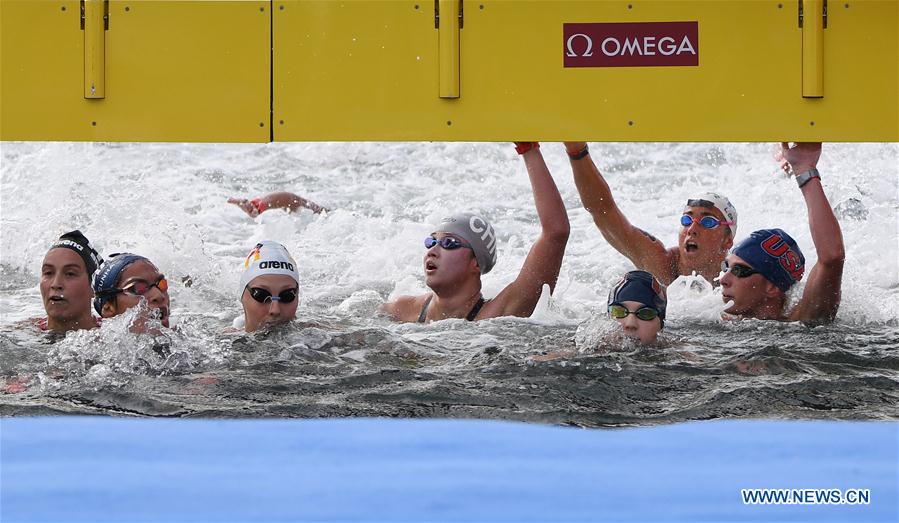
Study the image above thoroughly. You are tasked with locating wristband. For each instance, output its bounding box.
[794,168,820,188]
[567,144,589,160]
[514,142,540,155]
[249,197,269,213]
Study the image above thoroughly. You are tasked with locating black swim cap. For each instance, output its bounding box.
[48,230,104,279]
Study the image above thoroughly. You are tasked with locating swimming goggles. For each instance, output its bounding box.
[722,262,759,278]
[608,303,660,321]
[246,286,298,304]
[424,236,471,250]
[680,215,734,229]
[116,275,168,296]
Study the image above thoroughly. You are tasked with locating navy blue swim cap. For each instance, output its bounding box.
[92,253,148,314]
[608,270,667,326]
[731,229,805,292]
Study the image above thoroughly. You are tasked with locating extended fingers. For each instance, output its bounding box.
[227,197,259,217]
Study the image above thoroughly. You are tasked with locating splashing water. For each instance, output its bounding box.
[1,142,897,425]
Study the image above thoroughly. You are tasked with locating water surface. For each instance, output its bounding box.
[2,142,896,425]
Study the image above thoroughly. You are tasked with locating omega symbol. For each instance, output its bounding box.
[566,33,594,57]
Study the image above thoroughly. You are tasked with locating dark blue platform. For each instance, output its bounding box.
[2,417,896,522]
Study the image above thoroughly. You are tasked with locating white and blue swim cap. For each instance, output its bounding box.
[239,241,300,292]
[432,212,498,274]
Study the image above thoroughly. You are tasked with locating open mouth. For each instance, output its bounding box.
[685,240,699,253]
[47,296,67,303]
[425,260,437,273]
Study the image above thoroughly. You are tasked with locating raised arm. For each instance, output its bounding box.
[492,143,570,317]
[564,142,673,278]
[228,191,328,217]
[780,143,845,323]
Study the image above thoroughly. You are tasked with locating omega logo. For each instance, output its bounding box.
[566,33,594,57]
[600,35,696,57]
[563,22,700,67]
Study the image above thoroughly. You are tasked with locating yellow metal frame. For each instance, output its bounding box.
[802,0,825,98]
[83,0,106,99]
[2,0,897,142]
[438,0,461,99]
[1,0,270,142]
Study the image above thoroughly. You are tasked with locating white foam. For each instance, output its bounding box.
[2,142,896,327]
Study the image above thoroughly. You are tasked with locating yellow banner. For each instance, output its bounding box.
[2,1,897,142]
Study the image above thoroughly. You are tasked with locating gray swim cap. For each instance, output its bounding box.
[432,212,498,274]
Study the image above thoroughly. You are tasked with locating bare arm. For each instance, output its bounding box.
[228,191,328,217]
[491,144,570,317]
[564,142,674,279]
[780,143,845,323]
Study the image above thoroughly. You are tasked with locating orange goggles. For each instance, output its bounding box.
[118,275,168,297]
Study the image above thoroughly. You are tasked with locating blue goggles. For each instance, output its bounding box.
[424,236,471,250]
[680,214,734,229]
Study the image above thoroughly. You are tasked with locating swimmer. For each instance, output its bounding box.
[720,142,844,324]
[93,253,171,330]
[228,192,327,217]
[39,230,104,332]
[564,142,737,285]
[238,241,300,332]
[531,270,667,361]
[607,270,667,344]
[382,142,570,322]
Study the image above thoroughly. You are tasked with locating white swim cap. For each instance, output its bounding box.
[239,241,299,292]
[685,193,738,236]
[432,212,498,274]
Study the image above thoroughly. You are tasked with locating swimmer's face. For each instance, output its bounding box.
[719,254,780,315]
[40,248,94,327]
[678,205,733,268]
[102,260,170,328]
[241,274,299,332]
[610,300,662,344]
[423,232,479,290]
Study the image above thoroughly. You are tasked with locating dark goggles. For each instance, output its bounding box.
[608,303,660,321]
[424,235,471,250]
[680,215,733,229]
[246,286,298,304]
[114,275,168,297]
[722,261,759,278]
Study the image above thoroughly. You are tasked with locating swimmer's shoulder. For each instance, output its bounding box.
[23,317,101,331]
[472,297,503,320]
[380,294,431,322]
